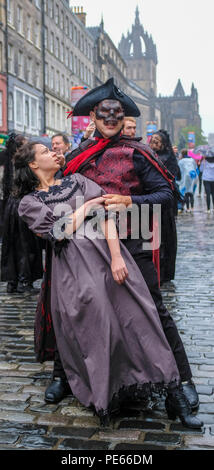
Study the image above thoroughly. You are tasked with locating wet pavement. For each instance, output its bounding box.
[0,194,214,451]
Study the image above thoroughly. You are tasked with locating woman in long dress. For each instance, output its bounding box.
[14,142,202,428]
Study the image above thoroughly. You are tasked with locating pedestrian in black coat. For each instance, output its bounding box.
[149,130,181,284]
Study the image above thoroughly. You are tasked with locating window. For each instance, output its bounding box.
[26,57,32,84]
[60,10,64,29]
[74,56,77,75]
[0,91,2,127]
[35,22,40,48]
[35,0,41,9]
[61,43,64,62]
[50,66,54,89]
[65,48,69,67]
[65,17,69,35]
[39,107,42,131]
[16,90,24,125]
[45,62,49,86]
[18,51,24,79]
[70,22,73,40]
[31,98,37,129]
[74,27,77,45]
[44,27,48,48]
[57,103,60,129]
[49,0,54,18]
[70,52,73,71]
[51,100,55,128]
[7,0,14,25]
[56,38,59,58]
[56,71,60,94]
[17,5,23,35]
[27,15,32,41]
[66,78,70,99]
[45,97,49,127]
[50,32,54,53]
[25,98,30,128]
[80,62,84,80]
[8,93,13,121]
[35,63,40,88]
[81,35,84,52]
[44,0,48,14]
[61,74,65,96]
[55,4,59,24]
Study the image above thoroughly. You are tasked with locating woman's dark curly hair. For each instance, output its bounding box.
[13,141,40,198]
[153,129,175,156]
[2,133,27,202]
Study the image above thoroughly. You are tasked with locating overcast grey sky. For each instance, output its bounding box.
[71,0,214,137]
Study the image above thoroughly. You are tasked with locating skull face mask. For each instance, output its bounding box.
[95,100,125,126]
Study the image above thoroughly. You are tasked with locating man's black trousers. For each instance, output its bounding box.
[132,252,192,382]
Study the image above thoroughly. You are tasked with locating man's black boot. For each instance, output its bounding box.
[7,281,17,293]
[45,377,72,403]
[182,380,199,411]
[165,386,203,429]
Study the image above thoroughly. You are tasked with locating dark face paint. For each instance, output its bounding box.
[95,100,125,126]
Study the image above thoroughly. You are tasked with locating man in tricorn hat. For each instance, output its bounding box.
[45,78,200,425]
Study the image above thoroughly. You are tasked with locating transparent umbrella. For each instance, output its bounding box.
[194,145,209,155]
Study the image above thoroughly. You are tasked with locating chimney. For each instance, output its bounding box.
[73,6,86,26]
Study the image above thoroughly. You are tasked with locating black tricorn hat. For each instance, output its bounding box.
[72,78,140,117]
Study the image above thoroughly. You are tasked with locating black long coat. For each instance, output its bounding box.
[157,151,180,283]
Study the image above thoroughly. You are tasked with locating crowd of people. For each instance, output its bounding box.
[1,77,212,429]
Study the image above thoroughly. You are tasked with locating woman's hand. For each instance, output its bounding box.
[103,194,132,212]
[84,197,105,216]
[111,254,128,285]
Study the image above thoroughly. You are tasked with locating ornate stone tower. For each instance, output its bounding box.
[118,6,157,95]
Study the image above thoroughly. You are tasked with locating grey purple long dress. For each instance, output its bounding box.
[18,174,180,417]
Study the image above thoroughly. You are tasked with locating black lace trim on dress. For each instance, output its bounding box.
[95,379,179,425]
[35,177,80,206]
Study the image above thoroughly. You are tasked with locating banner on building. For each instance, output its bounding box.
[146,121,157,136]
[188,131,195,149]
[71,86,90,135]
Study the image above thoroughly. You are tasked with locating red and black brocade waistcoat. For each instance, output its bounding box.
[82,145,143,197]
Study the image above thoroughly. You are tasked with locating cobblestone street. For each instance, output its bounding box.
[0,195,214,451]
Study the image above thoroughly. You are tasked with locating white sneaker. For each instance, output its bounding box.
[205,209,211,214]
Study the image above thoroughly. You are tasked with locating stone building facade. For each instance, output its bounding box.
[0,0,7,135]
[44,1,94,136]
[7,0,44,136]
[157,80,201,143]
[119,7,201,143]
[88,19,127,91]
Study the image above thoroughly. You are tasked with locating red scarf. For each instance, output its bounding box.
[64,138,110,176]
